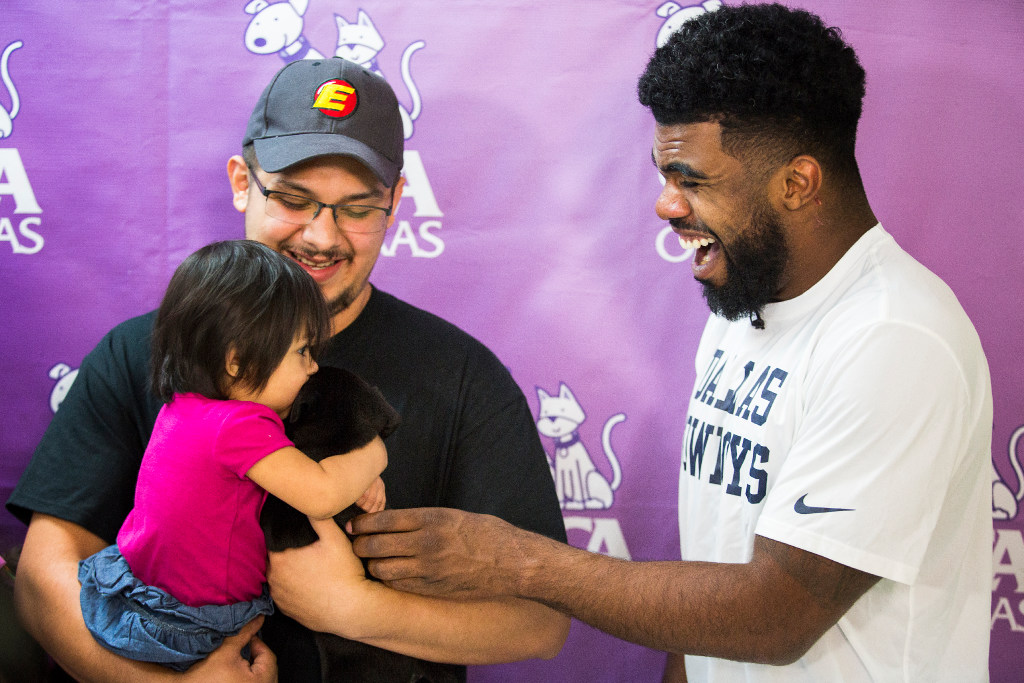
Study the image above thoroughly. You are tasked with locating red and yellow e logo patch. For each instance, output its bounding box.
[312,79,357,118]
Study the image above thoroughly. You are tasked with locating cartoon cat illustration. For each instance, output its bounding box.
[993,426,1024,520]
[334,10,424,140]
[537,383,625,510]
[0,40,23,139]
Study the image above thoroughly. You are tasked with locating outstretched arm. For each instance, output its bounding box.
[266,517,569,664]
[350,508,879,665]
[15,514,276,683]
[247,436,387,520]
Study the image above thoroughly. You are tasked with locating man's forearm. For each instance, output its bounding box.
[356,509,775,658]
[268,516,569,663]
[317,584,568,664]
[355,510,877,665]
[500,532,764,659]
[497,527,870,664]
[662,652,689,683]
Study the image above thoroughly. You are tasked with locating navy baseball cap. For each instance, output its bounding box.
[243,57,404,187]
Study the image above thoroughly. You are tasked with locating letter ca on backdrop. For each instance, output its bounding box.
[992,425,1024,635]
[650,1,721,264]
[0,40,44,256]
[241,2,442,258]
[536,382,631,559]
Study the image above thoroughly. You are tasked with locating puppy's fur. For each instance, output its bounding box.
[260,366,399,552]
[259,366,461,683]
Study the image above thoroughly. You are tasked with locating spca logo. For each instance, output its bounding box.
[0,40,22,139]
[991,425,1024,635]
[994,425,1024,521]
[241,2,444,259]
[649,2,721,265]
[48,362,79,413]
[536,382,631,559]
[0,39,44,256]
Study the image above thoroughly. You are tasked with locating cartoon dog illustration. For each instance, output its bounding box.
[0,40,23,139]
[994,426,1024,521]
[655,0,722,47]
[243,0,325,62]
[334,10,424,140]
[537,383,625,510]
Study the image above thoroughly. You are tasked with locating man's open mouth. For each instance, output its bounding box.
[676,232,719,268]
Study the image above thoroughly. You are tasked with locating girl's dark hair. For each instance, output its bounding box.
[150,240,331,403]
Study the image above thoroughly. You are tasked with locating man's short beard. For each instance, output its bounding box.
[327,285,360,318]
[701,199,789,323]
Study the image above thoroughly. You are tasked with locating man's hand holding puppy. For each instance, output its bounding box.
[267,514,568,663]
[267,518,373,635]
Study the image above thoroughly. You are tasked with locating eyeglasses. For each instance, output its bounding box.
[248,167,393,234]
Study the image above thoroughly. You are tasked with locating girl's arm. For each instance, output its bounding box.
[246,437,387,520]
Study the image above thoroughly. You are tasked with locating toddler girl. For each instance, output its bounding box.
[78,240,387,669]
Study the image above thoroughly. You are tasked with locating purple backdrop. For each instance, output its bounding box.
[1,1,1021,680]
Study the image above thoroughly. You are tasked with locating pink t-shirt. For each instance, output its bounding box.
[117,393,293,607]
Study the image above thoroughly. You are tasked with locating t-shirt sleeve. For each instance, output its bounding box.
[214,402,295,479]
[6,314,161,544]
[755,322,973,584]
[441,345,567,544]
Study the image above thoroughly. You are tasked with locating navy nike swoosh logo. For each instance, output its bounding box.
[794,494,854,514]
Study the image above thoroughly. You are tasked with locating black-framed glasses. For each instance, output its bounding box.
[248,167,393,234]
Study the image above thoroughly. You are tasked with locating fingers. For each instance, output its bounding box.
[308,515,347,542]
[362,555,421,584]
[350,525,424,560]
[348,507,433,535]
[348,508,461,560]
[371,477,386,511]
[186,615,278,681]
[226,615,265,648]
[355,477,386,513]
[247,633,277,679]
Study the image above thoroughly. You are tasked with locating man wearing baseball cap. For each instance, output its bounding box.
[9,57,569,681]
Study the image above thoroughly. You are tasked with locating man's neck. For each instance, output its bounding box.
[330,284,373,335]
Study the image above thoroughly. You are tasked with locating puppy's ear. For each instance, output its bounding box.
[289,387,316,424]
[372,387,401,439]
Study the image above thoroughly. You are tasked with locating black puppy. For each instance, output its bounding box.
[259,366,461,683]
[260,365,399,553]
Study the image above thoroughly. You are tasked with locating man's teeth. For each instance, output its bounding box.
[678,235,716,251]
[293,254,338,269]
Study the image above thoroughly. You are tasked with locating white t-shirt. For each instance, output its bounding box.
[679,225,992,682]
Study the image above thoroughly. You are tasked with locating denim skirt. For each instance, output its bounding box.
[78,544,274,670]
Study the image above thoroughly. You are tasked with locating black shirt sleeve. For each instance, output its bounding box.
[6,313,161,544]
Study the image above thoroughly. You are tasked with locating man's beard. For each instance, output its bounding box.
[701,199,789,323]
[327,284,360,318]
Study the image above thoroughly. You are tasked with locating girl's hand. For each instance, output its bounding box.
[355,476,386,513]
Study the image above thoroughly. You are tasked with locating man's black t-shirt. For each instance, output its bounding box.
[8,286,565,682]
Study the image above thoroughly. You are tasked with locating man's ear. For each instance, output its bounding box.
[385,176,406,231]
[227,155,250,214]
[780,155,822,211]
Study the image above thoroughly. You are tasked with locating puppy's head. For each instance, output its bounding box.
[286,366,400,459]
